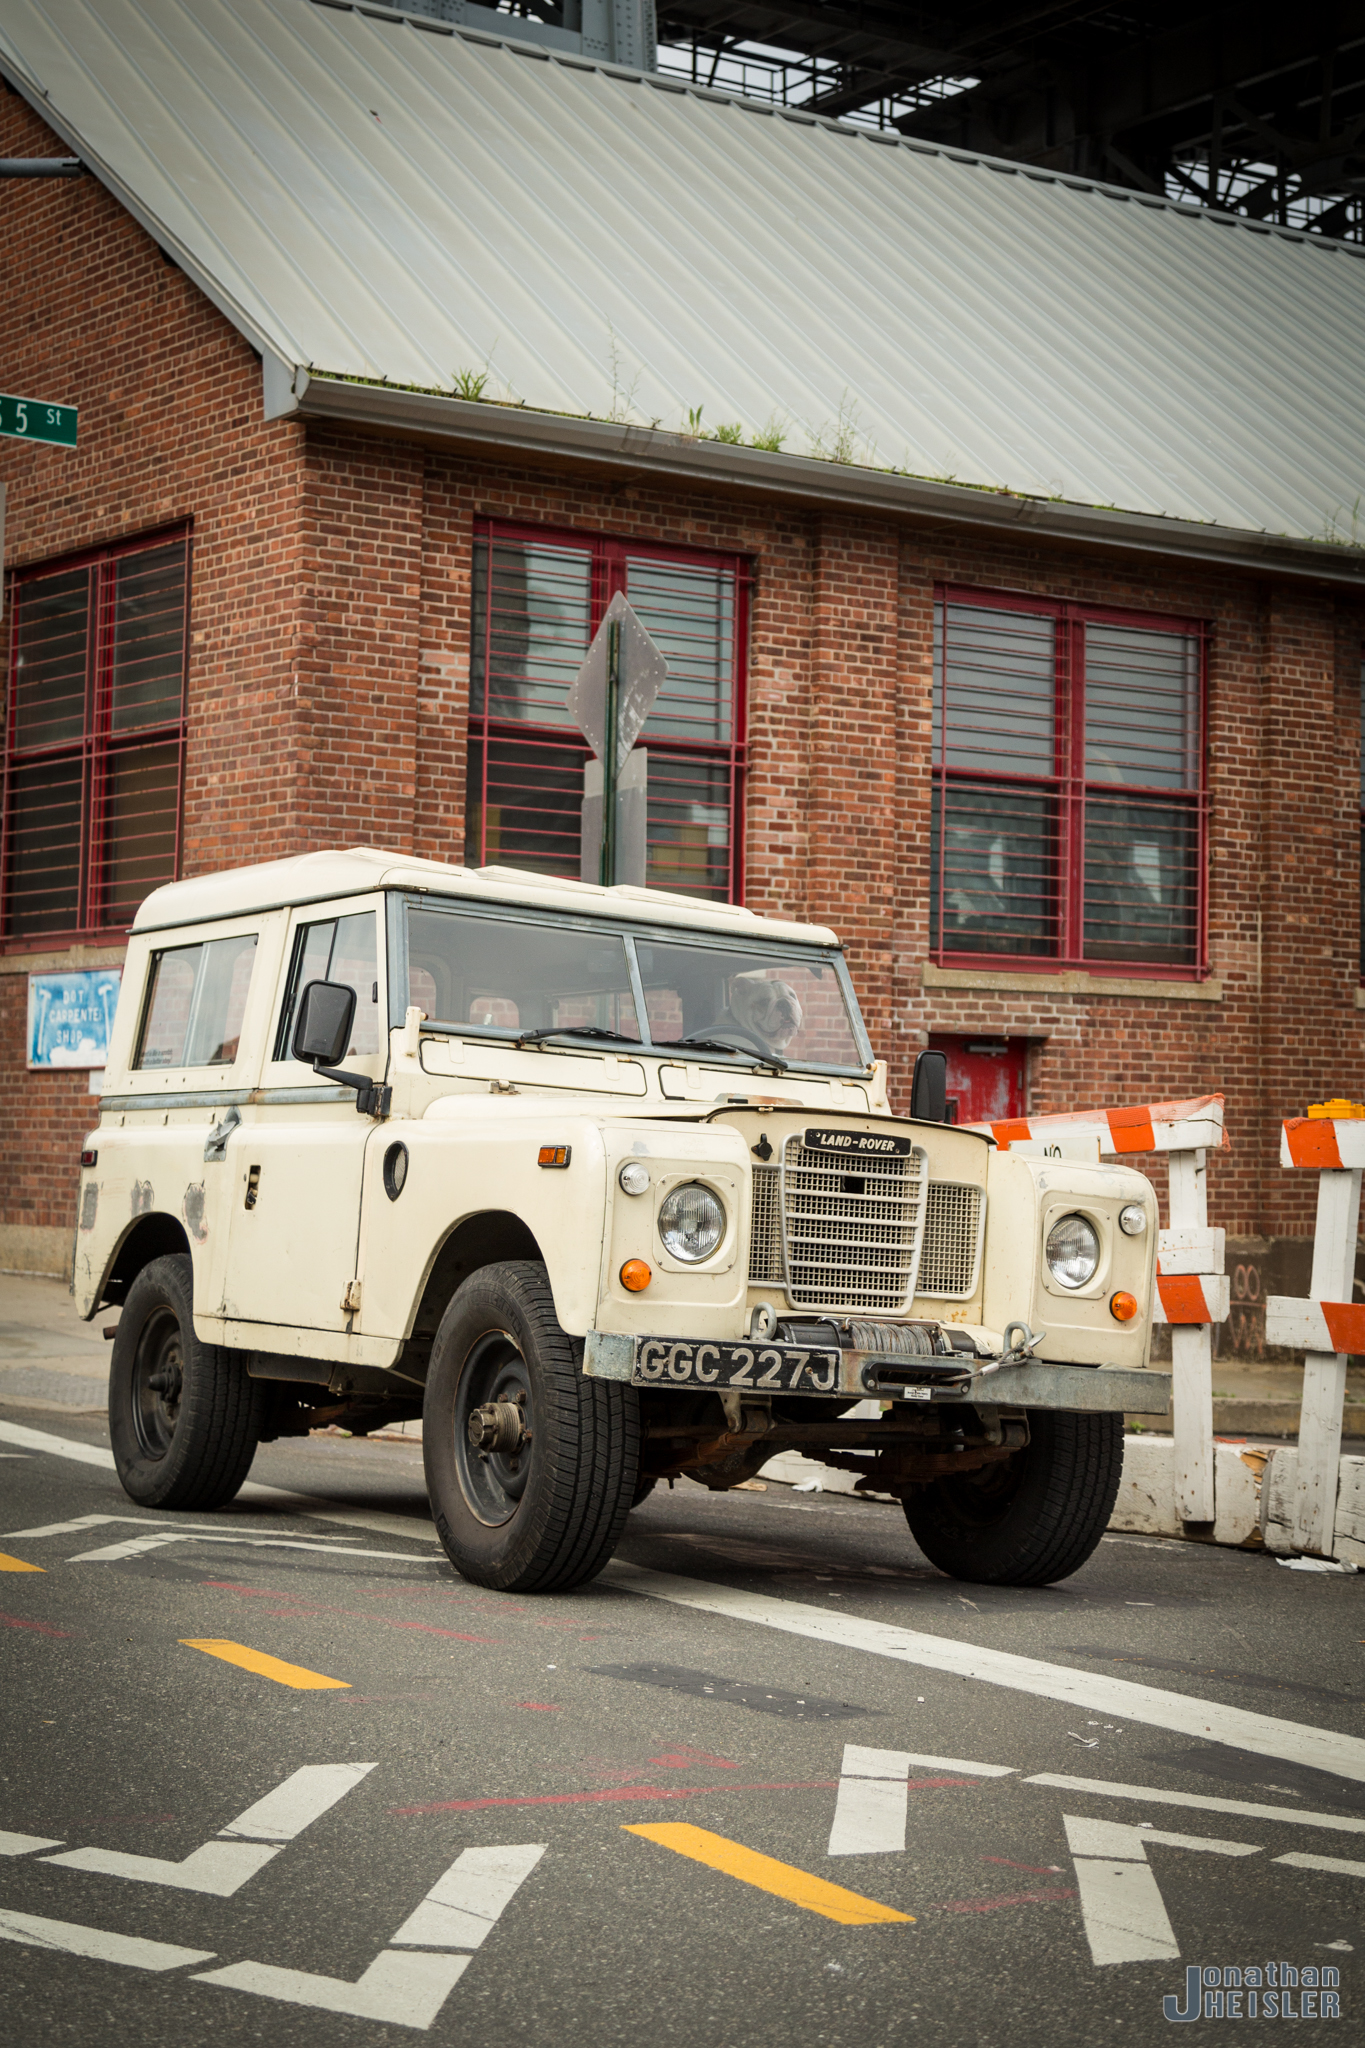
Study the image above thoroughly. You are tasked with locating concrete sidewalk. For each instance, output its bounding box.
[0,1271,111,1412]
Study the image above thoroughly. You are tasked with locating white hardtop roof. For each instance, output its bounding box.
[130,848,840,947]
[3,0,1365,544]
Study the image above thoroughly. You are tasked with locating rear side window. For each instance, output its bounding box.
[275,911,381,1059]
[136,934,257,1069]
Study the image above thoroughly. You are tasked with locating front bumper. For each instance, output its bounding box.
[582,1328,1169,1415]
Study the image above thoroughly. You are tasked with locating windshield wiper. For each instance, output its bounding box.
[515,1025,641,1049]
[653,1037,790,1073]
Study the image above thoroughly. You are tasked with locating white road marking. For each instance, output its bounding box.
[42,1840,281,1899]
[841,1746,1016,1779]
[218,1763,377,1844]
[1027,1775,1365,1836]
[195,1842,545,2029]
[827,1744,1010,1856]
[196,1948,471,2027]
[0,1420,440,1547]
[68,1534,189,1562]
[604,1561,1365,1784]
[390,1844,547,1949]
[43,1763,375,1895]
[1275,1851,1365,1877]
[64,1530,436,1563]
[827,1774,908,1857]
[0,1908,213,1971]
[1064,1813,1261,1967]
[0,1421,115,1467]
[0,1831,63,1856]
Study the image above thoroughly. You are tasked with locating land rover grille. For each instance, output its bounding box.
[748,1136,929,1312]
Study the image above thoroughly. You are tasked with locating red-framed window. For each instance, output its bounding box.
[931,586,1208,976]
[465,521,748,902]
[2,530,189,941]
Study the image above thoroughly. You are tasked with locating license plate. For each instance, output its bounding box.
[632,1339,842,1394]
[803,1126,914,1159]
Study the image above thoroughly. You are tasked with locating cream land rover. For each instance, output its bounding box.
[75,848,1166,1592]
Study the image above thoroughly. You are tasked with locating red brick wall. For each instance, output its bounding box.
[5,79,1365,1294]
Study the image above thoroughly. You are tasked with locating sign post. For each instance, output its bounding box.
[1,393,78,447]
[567,591,667,887]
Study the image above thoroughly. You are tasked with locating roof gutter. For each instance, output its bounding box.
[272,365,1365,591]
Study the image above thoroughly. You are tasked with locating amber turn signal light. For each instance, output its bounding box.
[619,1259,652,1292]
[1109,1290,1139,1322]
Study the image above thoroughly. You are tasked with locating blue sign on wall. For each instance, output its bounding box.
[27,970,122,1069]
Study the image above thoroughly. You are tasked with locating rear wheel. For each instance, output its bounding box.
[902,1409,1123,1586]
[423,1261,640,1592]
[109,1254,263,1510]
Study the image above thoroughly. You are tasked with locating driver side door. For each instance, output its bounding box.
[220,899,386,1337]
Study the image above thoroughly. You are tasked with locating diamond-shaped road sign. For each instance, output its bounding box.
[567,592,668,887]
[566,592,667,765]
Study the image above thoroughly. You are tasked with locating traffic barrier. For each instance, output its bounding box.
[1264,1101,1365,1558]
[965,1093,1229,1523]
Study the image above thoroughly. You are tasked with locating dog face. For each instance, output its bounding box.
[729,972,804,1051]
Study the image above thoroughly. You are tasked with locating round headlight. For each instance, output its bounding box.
[658,1182,726,1263]
[1046,1213,1100,1290]
[618,1161,650,1197]
[1118,1203,1147,1237]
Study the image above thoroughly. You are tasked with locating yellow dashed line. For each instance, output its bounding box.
[624,1822,915,1925]
[179,1639,350,1690]
[0,1552,44,1572]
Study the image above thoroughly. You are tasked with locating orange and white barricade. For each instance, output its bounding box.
[967,1093,1229,1523]
[1265,1103,1365,1558]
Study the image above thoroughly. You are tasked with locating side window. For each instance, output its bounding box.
[136,934,257,1069]
[276,911,381,1060]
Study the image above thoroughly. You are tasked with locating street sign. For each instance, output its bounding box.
[566,591,667,764]
[1,393,77,446]
[567,591,667,888]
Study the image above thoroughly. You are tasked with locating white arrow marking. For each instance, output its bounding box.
[194,1843,546,2029]
[827,1745,1017,1856]
[42,1763,375,1895]
[1064,1815,1261,1967]
[0,1908,213,1972]
[390,1844,547,1949]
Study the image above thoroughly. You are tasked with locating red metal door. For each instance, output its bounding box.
[929,1034,1027,1127]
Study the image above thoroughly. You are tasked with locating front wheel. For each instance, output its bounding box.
[423,1261,640,1592]
[902,1409,1123,1586]
[109,1254,263,1510]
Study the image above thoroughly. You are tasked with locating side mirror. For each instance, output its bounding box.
[910,1049,949,1124]
[292,980,356,1068]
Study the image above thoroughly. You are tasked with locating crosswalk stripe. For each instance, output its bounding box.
[624,1823,914,1925]
[179,1639,350,1690]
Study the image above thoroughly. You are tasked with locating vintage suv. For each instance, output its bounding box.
[76,848,1166,1593]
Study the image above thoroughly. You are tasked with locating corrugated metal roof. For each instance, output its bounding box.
[2,0,1364,543]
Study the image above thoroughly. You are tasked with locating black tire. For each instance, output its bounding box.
[423,1260,640,1592]
[902,1410,1123,1587]
[109,1254,263,1510]
[631,1474,658,1509]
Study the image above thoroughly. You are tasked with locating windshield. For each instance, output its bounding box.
[404,905,866,1072]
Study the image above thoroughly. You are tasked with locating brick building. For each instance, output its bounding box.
[4,0,1365,1372]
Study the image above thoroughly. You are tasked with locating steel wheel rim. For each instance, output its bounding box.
[454,1329,534,1527]
[131,1308,183,1460]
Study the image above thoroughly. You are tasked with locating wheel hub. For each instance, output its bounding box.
[453,1334,535,1526]
[467,1399,528,1456]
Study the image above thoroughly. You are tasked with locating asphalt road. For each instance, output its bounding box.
[1,1407,1362,2048]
